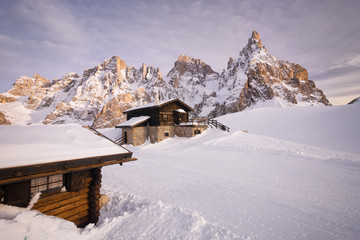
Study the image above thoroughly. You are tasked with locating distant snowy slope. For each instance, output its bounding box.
[348,96,360,104]
[217,104,360,153]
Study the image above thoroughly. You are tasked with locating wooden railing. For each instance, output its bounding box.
[86,126,126,147]
[114,136,123,145]
[189,118,230,132]
[207,119,230,132]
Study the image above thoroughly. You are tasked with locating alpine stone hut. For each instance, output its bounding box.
[116,98,208,145]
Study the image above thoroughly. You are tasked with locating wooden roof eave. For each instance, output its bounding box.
[0,153,136,185]
[123,98,194,114]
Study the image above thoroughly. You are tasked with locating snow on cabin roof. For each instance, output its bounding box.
[175,109,186,113]
[116,116,150,127]
[123,98,193,113]
[0,124,130,169]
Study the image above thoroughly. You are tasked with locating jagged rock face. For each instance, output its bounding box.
[167,55,216,88]
[0,94,16,103]
[208,30,331,117]
[8,74,50,97]
[41,56,165,127]
[0,111,11,125]
[167,55,220,116]
[1,31,331,128]
[91,93,134,129]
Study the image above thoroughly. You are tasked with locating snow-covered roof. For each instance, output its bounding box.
[175,109,186,113]
[116,116,150,127]
[124,98,193,113]
[0,124,130,169]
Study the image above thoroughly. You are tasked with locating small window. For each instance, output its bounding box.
[0,186,4,203]
[163,114,168,120]
[164,132,170,137]
[31,174,63,195]
[194,129,201,135]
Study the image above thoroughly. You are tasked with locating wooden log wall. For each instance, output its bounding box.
[88,168,102,224]
[32,168,103,227]
[32,176,92,227]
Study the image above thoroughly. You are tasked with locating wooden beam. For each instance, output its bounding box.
[0,152,134,181]
[65,209,90,223]
[0,158,136,185]
[33,192,89,213]
[33,188,89,208]
[43,198,89,216]
[56,204,89,219]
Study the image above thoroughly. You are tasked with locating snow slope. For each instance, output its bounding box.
[1,104,360,239]
[217,104,360,153]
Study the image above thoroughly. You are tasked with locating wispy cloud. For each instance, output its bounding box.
[0,0,359,104]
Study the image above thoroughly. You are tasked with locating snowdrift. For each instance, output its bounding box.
[1,104,360,239]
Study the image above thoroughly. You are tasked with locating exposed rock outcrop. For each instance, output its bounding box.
[208,30,331,117]
[91,93,134,129]
[0,111,11,125]
[0,94,16,103]
[0,31,331,128]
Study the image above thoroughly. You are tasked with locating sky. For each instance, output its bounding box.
[0,0,359,105]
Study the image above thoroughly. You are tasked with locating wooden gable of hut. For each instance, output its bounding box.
[122,98,193,126]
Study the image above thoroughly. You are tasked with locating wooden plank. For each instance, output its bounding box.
[0,158,137,185]
[88,206,101,217]
[0,152,134,181]
[33,187,89,208]
[89,184,101,191]
[56,204,89,219]
[34,192,89,213]
[85,177,93,184]
[72,215,89,227]
[42,198,88,216]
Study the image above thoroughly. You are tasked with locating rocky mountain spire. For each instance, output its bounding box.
[167,55,215,81]
[0,31,331,127]
[239,30,268,60]
[250,30,262,48]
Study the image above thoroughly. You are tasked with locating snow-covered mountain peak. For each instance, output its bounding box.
[0,31,332,127]
[237,30,274,68]
[167,55,215,78]
[100,56,127,72]
[177,54,207,66]
[166,55,218,89]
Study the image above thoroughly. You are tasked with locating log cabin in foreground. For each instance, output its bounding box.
[116,98,209,145]
[0,125,136,227]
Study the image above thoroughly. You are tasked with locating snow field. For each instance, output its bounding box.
[217,104,360,153]
[1,104,360,239]
[99,128,359,239]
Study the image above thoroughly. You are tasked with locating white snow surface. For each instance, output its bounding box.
[116,116,150,127]
[0,124,128,168]
[1,104,360,239]
[124,98,180,113]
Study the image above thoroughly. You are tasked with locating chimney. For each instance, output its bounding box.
[139,97,143,106]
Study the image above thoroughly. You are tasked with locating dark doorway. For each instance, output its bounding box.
[124,131,128,144]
